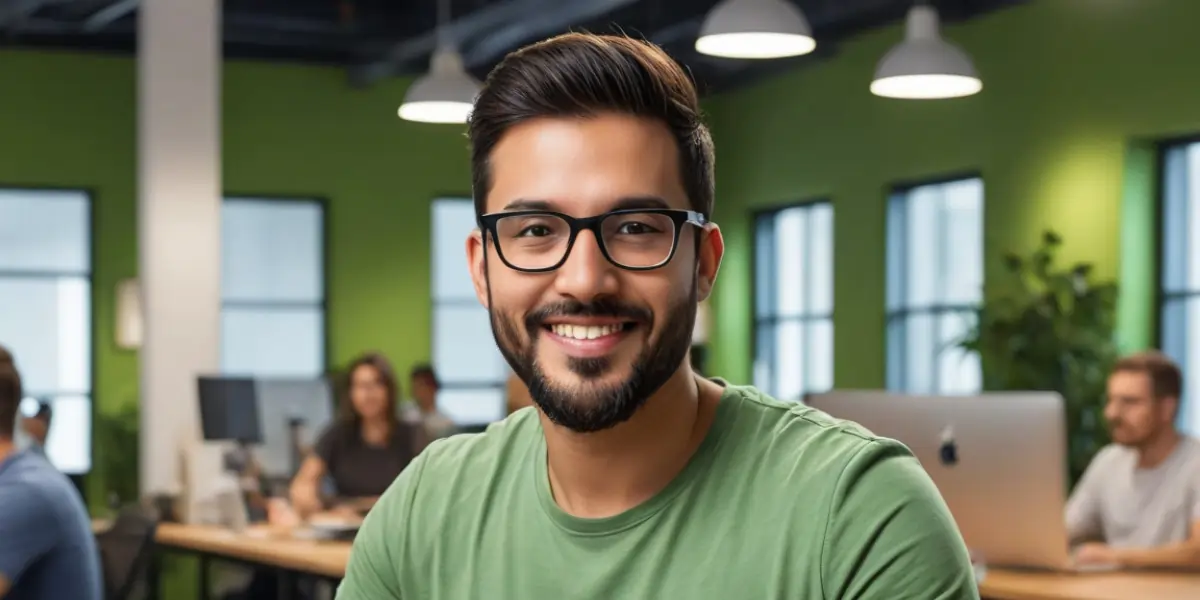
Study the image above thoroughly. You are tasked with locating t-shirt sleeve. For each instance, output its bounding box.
[0,484,58,585]
[1064,448,1108,545]
[821,439,979,600]
[335,447,431,600]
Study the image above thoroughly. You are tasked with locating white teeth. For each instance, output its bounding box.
[551,324,622,340]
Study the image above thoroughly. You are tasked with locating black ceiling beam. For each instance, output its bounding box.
[347,0,556,88]
[82,0,137,33]
[460,0,642,70]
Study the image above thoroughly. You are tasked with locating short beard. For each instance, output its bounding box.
[485,265,697,433]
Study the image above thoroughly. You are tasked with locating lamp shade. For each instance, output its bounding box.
[870,5,981,99]
[696,0,816,59]
[398,48,481,124]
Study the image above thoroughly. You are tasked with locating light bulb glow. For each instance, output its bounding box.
[695,32,816,59]
[870,74,981,99]
[398,101,474,124]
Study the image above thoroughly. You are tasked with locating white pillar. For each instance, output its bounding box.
[138,0,222,495]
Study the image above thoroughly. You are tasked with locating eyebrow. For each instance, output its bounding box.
[501,195,673,212]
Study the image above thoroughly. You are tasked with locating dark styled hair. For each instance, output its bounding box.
[0,363,22,439]
[341,352,401,426]
[1114,350,1183,404]
[468,33,715,219]
[0,344,12,368]
[409,363,440,389]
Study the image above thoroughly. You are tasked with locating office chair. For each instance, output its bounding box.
[95,505,159,600]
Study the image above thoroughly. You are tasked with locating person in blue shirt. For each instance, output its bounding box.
[0,351,102,599]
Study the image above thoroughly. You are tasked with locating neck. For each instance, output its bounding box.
[360,418,391,445]
[541,365,720,519]
[1137,428,1181,469]
[0,438,13,463]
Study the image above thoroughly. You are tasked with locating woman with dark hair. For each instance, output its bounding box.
[289,352,418,518]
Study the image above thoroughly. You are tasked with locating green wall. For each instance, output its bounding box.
[0,50,470,509]
[703,0,1200,385]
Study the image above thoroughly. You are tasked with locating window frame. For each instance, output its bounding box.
[0,185,95,485]
[431,196,507,426]
[1155,136,1200,432]
[884,172,984,395]
[749,198,835,401]
[220,194,331,378]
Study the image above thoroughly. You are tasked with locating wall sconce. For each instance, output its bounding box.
[115,278,143,350]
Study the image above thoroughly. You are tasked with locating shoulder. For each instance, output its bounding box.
[718,386,973,594]
[719,383,901,470]
[1176,437,1200,478]
[347,410,541,590]
[1179,436,1200,461]
[719,384,940,527]
[0,454,66,524]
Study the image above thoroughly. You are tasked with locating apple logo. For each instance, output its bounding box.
[938,425,959,467]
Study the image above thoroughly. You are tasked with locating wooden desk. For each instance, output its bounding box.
[980,568,1200,600]
[95,519,351,599]
[154,523,351,579]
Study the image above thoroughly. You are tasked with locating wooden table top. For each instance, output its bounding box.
[96,521,1200,596]
[979,568,1200,600]
[95,520,351,579]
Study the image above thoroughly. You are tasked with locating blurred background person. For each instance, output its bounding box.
[289,352,418,519]
[1067,350,1200,569]
[20,400,51,458]
[405,364,456,446]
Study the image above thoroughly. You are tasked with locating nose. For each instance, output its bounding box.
[553,230,619,301]
[1103,402,1119,425]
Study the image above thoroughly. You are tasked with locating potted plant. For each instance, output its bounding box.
[959,230,1119,487]
[93,402,140,511]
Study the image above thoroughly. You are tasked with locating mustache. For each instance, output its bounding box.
[524,298,652,331]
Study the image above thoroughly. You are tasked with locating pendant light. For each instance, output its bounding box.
[870,3,981,99]
[695,0,816,60]
[398,0,481,124]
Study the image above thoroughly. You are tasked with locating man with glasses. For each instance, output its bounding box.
[338,33,976,599]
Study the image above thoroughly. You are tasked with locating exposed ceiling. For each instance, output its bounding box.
[1,0,1026,94]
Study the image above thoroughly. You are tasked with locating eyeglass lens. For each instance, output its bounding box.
[494,211,677,270]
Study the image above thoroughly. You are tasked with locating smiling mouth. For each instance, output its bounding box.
[544,322,639,340]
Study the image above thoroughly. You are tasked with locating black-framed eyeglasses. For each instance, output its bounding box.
[477,208,707,273]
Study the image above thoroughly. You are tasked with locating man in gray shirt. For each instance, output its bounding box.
[1067,350,1200,569]
[0,353,102,599]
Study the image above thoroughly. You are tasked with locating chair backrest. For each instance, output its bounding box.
[95,505,158,600]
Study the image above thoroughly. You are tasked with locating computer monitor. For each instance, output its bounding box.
[197,376,263,445]
[806,390,1074,571]
[252,378,334,478]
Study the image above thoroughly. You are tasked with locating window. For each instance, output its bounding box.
[752,202,834,401]
[432,198,507,425]
[1160,142,1200,435]
[886,177,983,394]
[221,197,325,377]
[0,189,92,475]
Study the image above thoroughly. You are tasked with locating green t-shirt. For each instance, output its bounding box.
[337,384,979,599]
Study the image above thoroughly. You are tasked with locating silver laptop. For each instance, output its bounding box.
[806,390,1095,571]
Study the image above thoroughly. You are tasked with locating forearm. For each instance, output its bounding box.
[1116,542,1200,570]
[289,482,324,516]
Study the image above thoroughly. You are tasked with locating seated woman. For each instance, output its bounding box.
[290,352,419,518]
